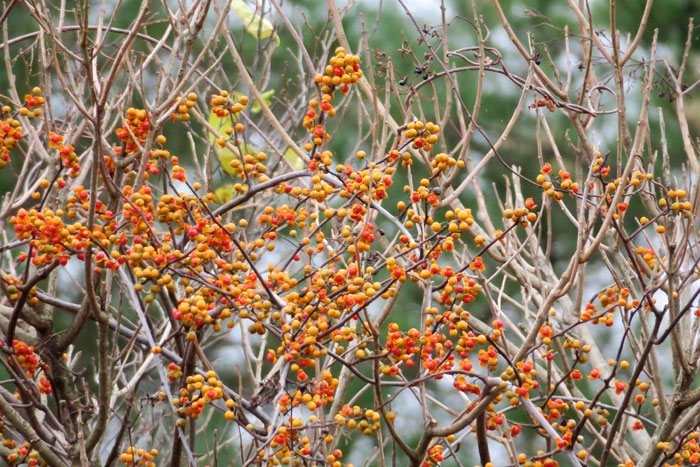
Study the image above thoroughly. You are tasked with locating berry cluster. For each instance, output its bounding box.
[536,163,578,200]
[277,370,338,413]
[0,115,22,169]
[10,208,77,266]
[305,47,362,154]
[172,371,228,426]
[338,163,396,202]
[48,132,81,177]
[335,405,382,436]
[503,201,538,227]
[12,340,51,395]
[211,91,248,118]
[19,88,45,119]
[315,47,362,97]
[116,108,150,155]
[170,92,197,121]
[119,447,159,466]
[404,120,441,153]
[5,443,43,466]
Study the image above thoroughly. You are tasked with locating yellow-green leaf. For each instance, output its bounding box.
[231,0,280,46]
[214,184,237,204]
[208,110,256,176]
[251,89,275,113]
[207,110,233,146]
[284,147,305,171]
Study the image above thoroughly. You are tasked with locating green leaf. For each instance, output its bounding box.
[207,110,231,146]
[284,147,305,171]
[251,89,275,113]
[213,184,237,204]
[207,110,256,176]
[231,0,280,46]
